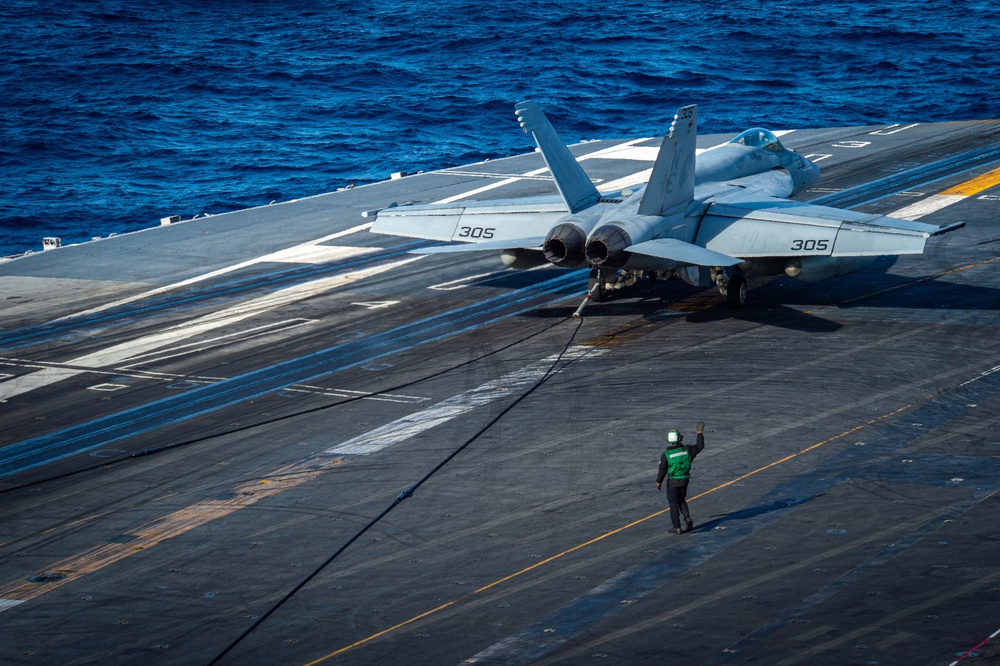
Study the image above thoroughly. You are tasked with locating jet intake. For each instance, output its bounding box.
[585,224,633,268]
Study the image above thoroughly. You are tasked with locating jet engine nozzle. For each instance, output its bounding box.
[585,224,633,268]
[543,223,588,267]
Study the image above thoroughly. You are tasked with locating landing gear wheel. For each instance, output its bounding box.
[726,274,747,309]
[588,269,608,302]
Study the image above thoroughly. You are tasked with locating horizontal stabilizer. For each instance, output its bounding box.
[411,237,545,254]
[626,238,742,266]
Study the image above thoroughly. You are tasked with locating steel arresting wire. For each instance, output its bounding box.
[206,315,585,666]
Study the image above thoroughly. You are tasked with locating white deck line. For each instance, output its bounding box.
[890,194,966,220]
[61,222,376,320]
[0,256,422,401]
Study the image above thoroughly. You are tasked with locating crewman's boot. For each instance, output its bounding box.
[685,518,694,533]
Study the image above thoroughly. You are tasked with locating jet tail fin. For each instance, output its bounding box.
[515,100,600,214]
[637,105,698,217]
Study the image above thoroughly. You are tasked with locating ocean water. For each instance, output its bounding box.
[1,0,998,256]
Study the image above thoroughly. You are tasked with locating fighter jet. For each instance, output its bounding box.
[371,101,961,310]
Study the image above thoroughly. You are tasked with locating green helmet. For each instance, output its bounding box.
[666,429,683,444]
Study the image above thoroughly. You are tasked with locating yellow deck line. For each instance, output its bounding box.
[940,165,1000,197]
[304,385,961,665]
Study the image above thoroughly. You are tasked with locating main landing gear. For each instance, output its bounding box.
[712,268,748,309]
[575,267,749,317]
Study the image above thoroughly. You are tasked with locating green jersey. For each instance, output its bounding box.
[665,445,692,480]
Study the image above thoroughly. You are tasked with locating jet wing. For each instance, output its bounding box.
[695,195,961,258]
[626,238,742,266]
[371,196,567,245]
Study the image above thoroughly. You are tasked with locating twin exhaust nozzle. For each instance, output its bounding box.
[543,223,632,268]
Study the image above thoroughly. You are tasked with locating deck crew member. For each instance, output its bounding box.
[656,421,705,535]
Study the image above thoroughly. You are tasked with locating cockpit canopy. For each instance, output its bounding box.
[730,128,784,152]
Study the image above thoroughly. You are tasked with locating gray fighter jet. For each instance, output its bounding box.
[372,101,961,309]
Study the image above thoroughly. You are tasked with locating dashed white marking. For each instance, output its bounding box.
[433,169,551,204]
[429,272,505,291]
[351,301,400,310]
[869,123,920,136]
[326,345,604,456]
[88,383,128,392]
[285,385,428,404]
[260,244,375,264]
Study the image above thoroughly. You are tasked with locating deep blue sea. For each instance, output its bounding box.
[2,0,999,257]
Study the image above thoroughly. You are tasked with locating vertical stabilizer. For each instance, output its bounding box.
[515,100,600,214]
[637,105,698,217]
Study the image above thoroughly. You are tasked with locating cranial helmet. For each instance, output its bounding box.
[667,429,683,444]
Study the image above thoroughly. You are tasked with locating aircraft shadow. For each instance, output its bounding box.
[524,280,845,333]
[761,258,1000,312]
[519,256,998,325]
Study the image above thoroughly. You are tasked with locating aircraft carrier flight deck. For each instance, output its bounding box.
[1,119,999,665]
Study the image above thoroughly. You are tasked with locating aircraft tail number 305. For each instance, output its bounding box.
[790,239,830,252]
[457,226,496,239]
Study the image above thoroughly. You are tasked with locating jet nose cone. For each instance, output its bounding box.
[543,223,587,267]
[586,224,632,268]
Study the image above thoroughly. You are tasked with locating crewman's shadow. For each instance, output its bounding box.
[689,494,816,533]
